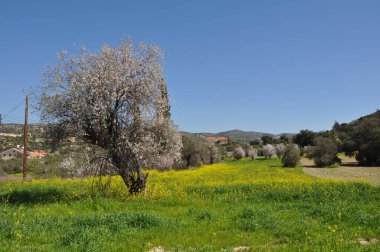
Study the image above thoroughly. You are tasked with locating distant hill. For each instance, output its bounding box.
[183,129,295,144]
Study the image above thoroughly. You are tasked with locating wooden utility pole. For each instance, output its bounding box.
[23,96,28,181]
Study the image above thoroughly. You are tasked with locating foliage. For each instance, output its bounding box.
[208,144,221,164]
[247,148,258,160]
[282,144,301,167]
[274,143,286,158]
[249,139,261,147]
[180,134,221,168]
[36,41,182,193]
[0,159,22,174]
[262,144,276,158]
[261,135,274,145]
[279,135,290,144]
[153,155,174,171]
[335,111,380,166]
[303,145,313,158]
[294,129,316,147]
[233,147,245,160]
[309,137,340,167]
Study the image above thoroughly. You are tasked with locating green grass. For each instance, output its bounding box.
[0,158,379,251]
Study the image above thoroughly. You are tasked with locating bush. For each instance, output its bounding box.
[282,144,301,167]
[233,147,245,160]
[180,134,222,168]
[0,159,22,174]
[309,137,340,167]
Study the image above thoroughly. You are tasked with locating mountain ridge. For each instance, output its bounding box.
[181,129,295,143]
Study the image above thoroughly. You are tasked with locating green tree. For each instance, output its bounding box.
[294,129,315,147]
[282,144,301,167]
[309,137,340,167]
[349,116,380,165]
[261,136,274,145]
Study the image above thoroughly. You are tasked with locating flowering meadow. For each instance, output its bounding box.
[0,158,379,251]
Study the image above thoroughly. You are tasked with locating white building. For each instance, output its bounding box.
[0,147,23,161]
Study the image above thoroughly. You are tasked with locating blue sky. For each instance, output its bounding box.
[0,0,379,133]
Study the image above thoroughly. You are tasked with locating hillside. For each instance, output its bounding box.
[190,129,295,143]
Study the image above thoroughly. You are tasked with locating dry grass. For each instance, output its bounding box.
[0,174,23,183]
[302,156,380,186]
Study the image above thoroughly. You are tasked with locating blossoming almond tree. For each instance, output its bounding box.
[37,41,182,193]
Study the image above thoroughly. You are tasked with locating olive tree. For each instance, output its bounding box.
[37,41,182,193]
[309,137,339,167]
[281,144,301,167]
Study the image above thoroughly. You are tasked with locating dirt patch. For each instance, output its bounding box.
[302,155,380,186]
[0,174,23,183]
[358,238,378,245]
[303,166,380,186]
[232,246,250,251]
[148,246,169,252]
[0,174,32,183]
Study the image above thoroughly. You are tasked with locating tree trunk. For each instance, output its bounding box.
[119,166,148,194]
[128,169,149,194]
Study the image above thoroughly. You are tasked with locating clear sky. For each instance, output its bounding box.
[0,0,379,133]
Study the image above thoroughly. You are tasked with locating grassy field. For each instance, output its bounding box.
[0,158,379,251]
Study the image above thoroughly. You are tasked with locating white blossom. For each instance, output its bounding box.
[37,40,182,193]
[247,148,258,160]
[262,144,276,158]
[233,147,245,160]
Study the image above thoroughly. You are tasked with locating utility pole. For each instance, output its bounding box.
[23,96,28,181]
[0,113,2,125]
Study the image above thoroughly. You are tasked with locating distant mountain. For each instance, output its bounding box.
[184,129,295,144]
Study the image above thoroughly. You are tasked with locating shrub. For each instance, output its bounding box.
[309,137,340,167]
[179,134,223,168]
[0,159,22,174]
[233,147,245,160]
[282,144,301,167]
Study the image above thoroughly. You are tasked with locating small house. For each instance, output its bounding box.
[0,147,23,161]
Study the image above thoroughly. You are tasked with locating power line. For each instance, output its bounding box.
[0,121,42,126]
[1,89,34,119]
[1,118,41,123]
[2,99,26,119]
